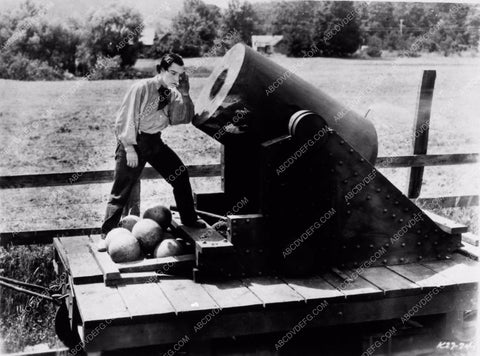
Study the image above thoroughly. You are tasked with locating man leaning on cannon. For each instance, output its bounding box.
[101,53,205,236]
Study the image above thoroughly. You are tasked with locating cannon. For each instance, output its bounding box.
[180,43,461,279]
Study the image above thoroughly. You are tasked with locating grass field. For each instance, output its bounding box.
[0,54,479,352]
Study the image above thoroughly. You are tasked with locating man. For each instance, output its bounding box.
[102,53,204,235]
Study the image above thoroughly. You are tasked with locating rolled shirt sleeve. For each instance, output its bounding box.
[114,82,147,150]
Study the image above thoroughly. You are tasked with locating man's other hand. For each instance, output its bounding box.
[126,149,138,168]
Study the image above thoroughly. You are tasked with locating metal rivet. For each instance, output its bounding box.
[424,234,428,238]
[338,161,343,165]
[382,259,387,264]
[245,249,250,253]
[338,311,343,316]
[417,242,421,246]
[328,152,333,157]
[347,210,351,215]
[369,244,374,248]
[394,201,399,205]
[401,242,406,247]
[400,258,405,262]
[258,271,262,276]
[418,256,423,260]
[434,229,439,233]
[353,261,358,266]
[434,241,438,246]
[340,140,345,145]
[343,180,348,184]
[437,254,442,259]
[342,245,346,249]
[376,188,381,193]
[386,195,390,199]
[385,243,390,247]
[399,218,404,223]
[416,230,421,234]
[356,245,360,249]
[366,195,371,200]
[259,249,264,253]
[354,172,359,176]
[404,208,409,212]
[360,158,364,162]
[383,209,388,213]
[391,214,396,218]
[349,148,353,153]
[246,219,250,223]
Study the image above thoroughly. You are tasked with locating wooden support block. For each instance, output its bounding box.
[457,243,480,261]
[462,232,479,247]
[88,243,121,285]
[116,254,195,273]
[423,210,468,234]
[116,272,161,285]
[59,236,103,284]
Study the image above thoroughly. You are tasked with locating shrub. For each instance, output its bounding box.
[366,35,383,57]
[0,52,63,80]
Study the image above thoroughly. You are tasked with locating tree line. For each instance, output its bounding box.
[0,0,478,80]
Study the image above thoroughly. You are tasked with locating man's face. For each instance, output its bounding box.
[161,63,185,88]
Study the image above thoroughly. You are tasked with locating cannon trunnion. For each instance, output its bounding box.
[188,44,461,280]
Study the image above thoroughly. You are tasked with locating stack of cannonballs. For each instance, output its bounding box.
[101,205,185,263]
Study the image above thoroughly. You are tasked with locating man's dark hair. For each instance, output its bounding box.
[156,53,184,73]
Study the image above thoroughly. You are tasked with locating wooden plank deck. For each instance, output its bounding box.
[56,236,480,353]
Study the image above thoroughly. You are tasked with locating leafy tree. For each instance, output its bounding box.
[315,1,362,57]
[77,4,143,72]
[272,1,319,57]
[157,0,221,57]
[221,0,257,46]
[0,0,78,77]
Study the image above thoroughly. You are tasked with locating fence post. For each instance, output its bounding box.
[407,70,436,199]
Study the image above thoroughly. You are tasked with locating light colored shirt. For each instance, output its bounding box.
[114,76,194,149]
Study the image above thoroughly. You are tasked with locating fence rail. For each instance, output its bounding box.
[0,153,476,189]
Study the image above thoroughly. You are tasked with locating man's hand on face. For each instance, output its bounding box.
[178,72,190,95]
[126,148,138,168]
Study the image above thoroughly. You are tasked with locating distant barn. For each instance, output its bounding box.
[251,35,285,55]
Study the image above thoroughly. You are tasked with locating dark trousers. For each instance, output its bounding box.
[102,132,197,234]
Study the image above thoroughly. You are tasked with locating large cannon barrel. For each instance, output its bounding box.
[193,43,378,163]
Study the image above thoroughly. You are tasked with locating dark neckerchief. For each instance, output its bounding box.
[157,86,171,111]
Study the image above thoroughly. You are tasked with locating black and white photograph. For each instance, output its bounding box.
[0,0,479,354]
